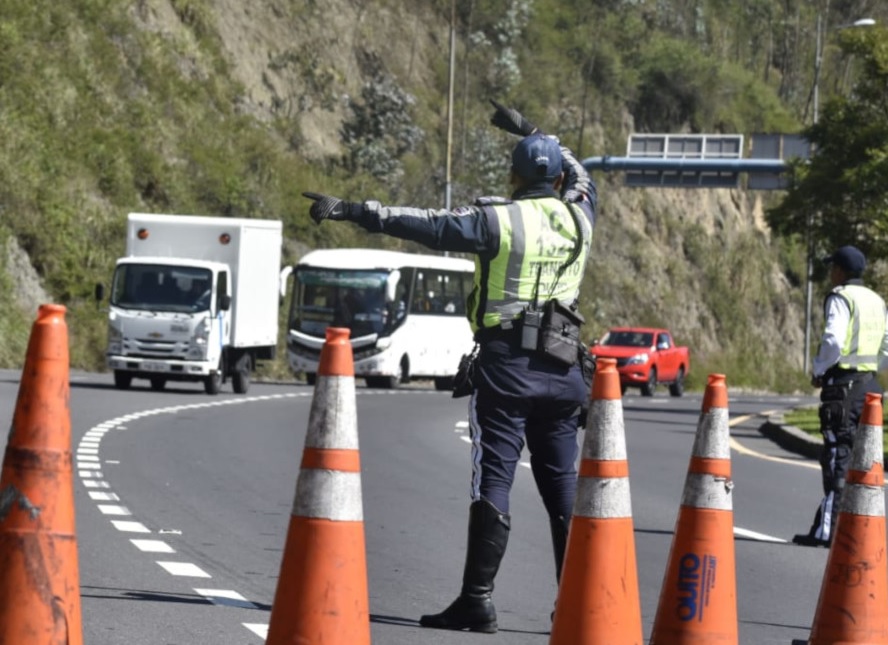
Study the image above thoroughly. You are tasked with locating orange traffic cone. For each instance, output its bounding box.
[649,373,737,645]
[266,327,371,645]
[806,391,888,644]
[0,304,82,645]
[550,357,643,645]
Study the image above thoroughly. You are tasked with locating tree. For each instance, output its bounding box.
[767,26,888,264]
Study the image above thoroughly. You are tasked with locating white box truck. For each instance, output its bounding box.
[99,213,283,395]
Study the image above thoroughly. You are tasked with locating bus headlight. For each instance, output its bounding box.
[376,337,392,350]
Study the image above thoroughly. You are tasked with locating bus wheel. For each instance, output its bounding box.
[434,376,455,391]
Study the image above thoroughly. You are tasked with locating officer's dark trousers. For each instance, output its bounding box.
[806,371,882,542]
[468,335,586,566]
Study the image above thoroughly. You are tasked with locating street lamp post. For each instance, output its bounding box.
[802,14,875,375]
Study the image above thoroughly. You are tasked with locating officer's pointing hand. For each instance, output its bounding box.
[489,99,538,137]
[302,192,363,225]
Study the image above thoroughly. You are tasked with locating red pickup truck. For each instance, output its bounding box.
[589,327,690,397]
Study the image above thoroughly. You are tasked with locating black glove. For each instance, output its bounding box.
[303,191,363,224]
[489,99,538,137]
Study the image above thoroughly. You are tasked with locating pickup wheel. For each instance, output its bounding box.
[149,377,166,391]
[640,367,657,397]
[669,367,685,397]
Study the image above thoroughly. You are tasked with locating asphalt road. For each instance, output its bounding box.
[0,369,840,644]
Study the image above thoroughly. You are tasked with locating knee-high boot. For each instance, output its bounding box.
[550,514,570,583]
[419,499,511,633]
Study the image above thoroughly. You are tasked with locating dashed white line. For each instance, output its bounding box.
[88,492,120,501]
[131,539,175,553]
[111,520,151,533]
[157,561,211,578]
[194,589,258,609]
[97,505,131,516]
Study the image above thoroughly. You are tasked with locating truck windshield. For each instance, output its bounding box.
[602,331,654,348]
[111,264,213,313]
[291,268,395,338]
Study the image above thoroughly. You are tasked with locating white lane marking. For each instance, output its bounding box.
[79,470,103,478]
[157,561,211,578]
[459,435,470,444]
[98,505,131,516]
[243,624,268,639]
[111,520,151,533]
[89,492,120,501]
[131,539,175,553]
[734,527,787,543]
[194,589,258,609]
[77,462,102,469]
[76,454,100,462]
[77,447,99,455]
[82,480,111,489]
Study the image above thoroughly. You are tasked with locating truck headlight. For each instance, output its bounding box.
[626,353,649,365]
[193,318,210,345]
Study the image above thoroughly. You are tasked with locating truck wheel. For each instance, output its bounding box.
[204,370,222,395]
[149,377,166,391]
[113,371,132,390]
[669,367,685,397]
[232,354,252,394]
[232,367,251,394]
[640,367,657,397]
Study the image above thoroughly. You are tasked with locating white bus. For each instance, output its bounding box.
[284,248,476,389]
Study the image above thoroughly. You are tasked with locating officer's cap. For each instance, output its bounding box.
[511,133,562,181]
[823,245,866,277]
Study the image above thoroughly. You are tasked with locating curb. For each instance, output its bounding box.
[758,413,822,461]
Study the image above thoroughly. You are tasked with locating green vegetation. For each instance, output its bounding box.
[0,0,885,393]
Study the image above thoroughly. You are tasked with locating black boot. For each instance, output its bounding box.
[549,514,570,622]
[550,514,570,584]
[420,499,511,633]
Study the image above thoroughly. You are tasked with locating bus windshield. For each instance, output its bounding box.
[110,264,213,313]
[291,268,395,338]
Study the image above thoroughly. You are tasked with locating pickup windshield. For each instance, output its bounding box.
[601,331,654,348]
[111,264,213,313]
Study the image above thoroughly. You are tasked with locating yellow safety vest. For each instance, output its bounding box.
[831,284,886,372]
[467,198,592,332]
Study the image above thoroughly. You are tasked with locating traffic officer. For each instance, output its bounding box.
[303,101,597,633]
[793,245,888,547]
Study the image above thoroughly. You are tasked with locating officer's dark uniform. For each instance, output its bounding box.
[794,246,887,547]
[304,128,596,633]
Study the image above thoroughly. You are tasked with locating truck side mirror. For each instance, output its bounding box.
[219,294,232,311]
[95,283,105,302]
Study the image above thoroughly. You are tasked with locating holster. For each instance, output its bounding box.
[819,383,849,441]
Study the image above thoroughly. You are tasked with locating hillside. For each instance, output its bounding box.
[3,0,878,391]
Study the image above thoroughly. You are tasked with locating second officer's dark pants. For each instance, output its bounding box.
[804,370,882,543]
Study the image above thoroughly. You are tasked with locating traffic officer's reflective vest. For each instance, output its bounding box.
[468,197,592,332]
[829,283,886,372]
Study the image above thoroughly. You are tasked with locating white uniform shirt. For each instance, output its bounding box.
[812,292,888,378]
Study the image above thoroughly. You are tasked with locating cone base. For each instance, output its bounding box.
[266,517,370,645]
[551,517,643,645]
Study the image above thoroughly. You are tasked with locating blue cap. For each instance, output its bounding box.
[824,245,866,276]
[511,133,562,181]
